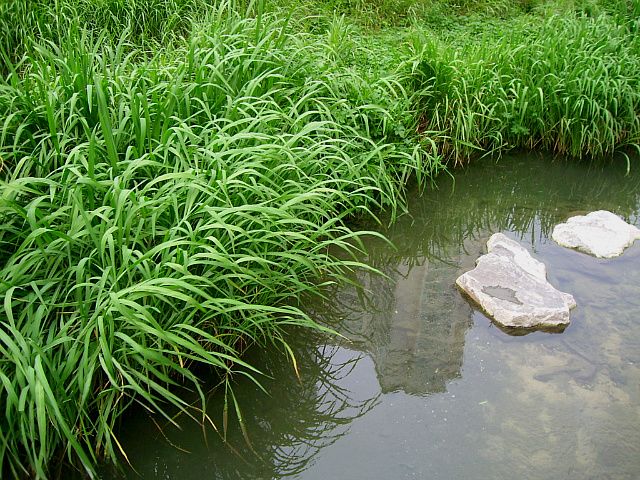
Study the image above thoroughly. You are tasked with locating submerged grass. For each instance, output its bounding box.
[1,0,640,477]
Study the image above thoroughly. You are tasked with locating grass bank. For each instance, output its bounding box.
[0,0,639,478]
[0,2,438,478]
[406,11,640,163]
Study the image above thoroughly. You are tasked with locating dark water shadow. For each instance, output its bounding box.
[102,327,378,479]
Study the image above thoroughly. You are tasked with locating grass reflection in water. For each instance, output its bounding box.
[111,327,379,479]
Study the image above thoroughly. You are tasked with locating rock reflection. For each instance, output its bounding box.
[309,255,475,396]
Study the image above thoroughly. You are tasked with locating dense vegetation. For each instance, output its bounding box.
[0,0,638,477]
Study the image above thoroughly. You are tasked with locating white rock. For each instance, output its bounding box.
[552,210,640,258]
[456,233,576,329]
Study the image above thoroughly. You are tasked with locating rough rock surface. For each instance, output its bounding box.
[551,210,640,258]
[456,233,576,328]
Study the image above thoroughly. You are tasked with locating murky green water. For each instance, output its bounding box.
[107,152,640,480]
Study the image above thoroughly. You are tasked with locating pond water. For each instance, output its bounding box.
[105,152,640,480]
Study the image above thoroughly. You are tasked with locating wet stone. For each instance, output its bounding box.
[456,233,576,329]
[552,210,640,258]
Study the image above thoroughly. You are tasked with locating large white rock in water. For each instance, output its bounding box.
[456,233,576,329]
[551,210,640,258]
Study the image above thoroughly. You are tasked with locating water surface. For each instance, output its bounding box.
[109,152,640,480]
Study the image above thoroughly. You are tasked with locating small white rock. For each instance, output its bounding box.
[552,210,640,258]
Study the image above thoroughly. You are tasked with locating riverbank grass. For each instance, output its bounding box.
[0,3,438,478]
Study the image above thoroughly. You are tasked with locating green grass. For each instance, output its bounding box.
[0,0,216,70]
[0,2,440,478]
[404,12,640,162]
[0,0,639,478]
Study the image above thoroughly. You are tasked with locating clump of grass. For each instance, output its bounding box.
[0,2,443,478]
[73,0,215,43]
[0,0,216,76]
[406,12,640,162]
[0,0,58,72]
